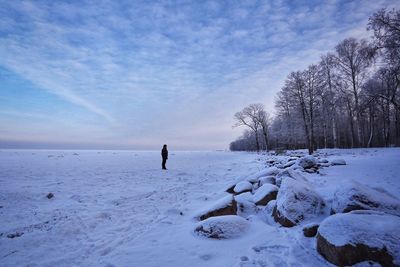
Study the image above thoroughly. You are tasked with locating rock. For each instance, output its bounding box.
[225,184,235,194]
[258,176,275,186]
[298,155,317,169]
[303,223,319,237]
[194,215,250,239]
[331,181,400,216]
[240,256,249,261]
[331,158,346,165]
[252,182,260,191]
[318,162,331,168]
[275,169,308,187]
[273,178,325,227]
[47,193,54,199]
[234,192,256,218]
[198,195,237,221]
[245,167,279,183]
[234,181,253,194]
[304,168,316,174]
[318,158,329,163]
[265,199,277,215]
[7,232,24,238]
[283,160,296,168]
[317,211,400,266]
[253,184,278,206]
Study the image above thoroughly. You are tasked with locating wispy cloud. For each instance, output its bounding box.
[0,0,398,149]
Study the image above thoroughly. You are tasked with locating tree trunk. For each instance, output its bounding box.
[367,107,374,147]
[254,129,260,152]
[332,113,338,148]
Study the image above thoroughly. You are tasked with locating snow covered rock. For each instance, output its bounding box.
[331,181,400,216]
[234,181,253,194]
[198,195,237,221]
[265,199,277,215]
[273,178,325,227]
[234,192,256,218]
[258,176,275,186]
[253,184,278,206]
[318,158,329,164]
[275,169,308,187]
[302,223,319,237]
[298,155,317,169]
[331,158,346,165]
[225,183,236,194]
[246,167,279,183]
[194,215,250,239]
[317,211,400,266]
[283,160,296,168]
[304,168,318,174]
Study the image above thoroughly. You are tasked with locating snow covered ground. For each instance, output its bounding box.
[0,148,399,267]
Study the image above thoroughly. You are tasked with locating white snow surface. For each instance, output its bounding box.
[1,148,400,266]
[318,210,400,261]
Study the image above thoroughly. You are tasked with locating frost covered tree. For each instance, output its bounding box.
[233,104,262,152]
[334,38,374,147]
[230,8,400,152]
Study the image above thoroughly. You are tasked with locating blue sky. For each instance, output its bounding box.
[0,0,398,150]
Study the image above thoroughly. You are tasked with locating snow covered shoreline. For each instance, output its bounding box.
[1,148,399,266]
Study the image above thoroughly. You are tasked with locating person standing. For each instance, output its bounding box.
[161,144,168,170]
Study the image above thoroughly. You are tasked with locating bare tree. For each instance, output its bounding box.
[256,108,271,152]
[368,8,400,112]
[233,104,263,152]
[231,8,400,152]
[320,53,339,148]
[334,38,373,147]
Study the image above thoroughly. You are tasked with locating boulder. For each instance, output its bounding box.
[46,192,54,199]
[225,183,236,194]
[258,176,275,186]
[304,168,317,174]
[298,155,317,169]
[283,160,296,168]
[331,159,346,166]
[275,169,308,187]
[253,184,278,206]
[245,167,279,183]
[197,195,237,221]
[317,210,400,266]
[318,158,329,164]
[273,178,325,227]
[194,215,250,239]
[303,223,319,237]
[331,181,400,216]
[234,192,256,218]
[234,181,253,194]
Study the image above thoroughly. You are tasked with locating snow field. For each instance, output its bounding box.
[1,148,399,266]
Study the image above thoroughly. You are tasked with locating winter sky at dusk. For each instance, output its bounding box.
[0,0,398,150]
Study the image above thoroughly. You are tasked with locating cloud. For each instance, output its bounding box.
[0,0,398,149]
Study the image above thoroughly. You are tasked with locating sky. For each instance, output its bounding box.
[0,0,398,150]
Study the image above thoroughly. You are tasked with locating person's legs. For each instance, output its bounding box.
[162,158,167,169]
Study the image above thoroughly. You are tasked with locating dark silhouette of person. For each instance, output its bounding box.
[161,144,168,170]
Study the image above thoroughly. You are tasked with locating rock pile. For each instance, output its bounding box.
[194,153,400,265]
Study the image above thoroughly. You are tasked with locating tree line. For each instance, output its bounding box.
[230,8,400,154]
